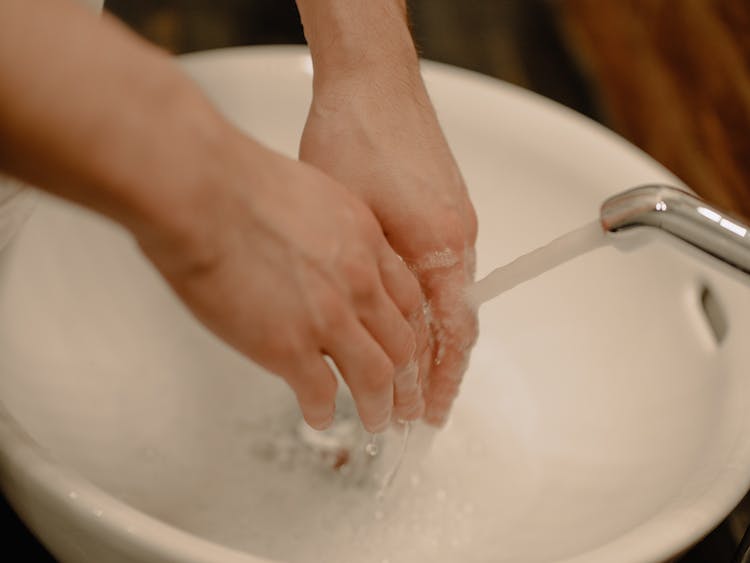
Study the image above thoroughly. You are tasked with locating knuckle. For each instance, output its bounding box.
[342,252,378,303]
[321,296,348,332]
[263,327,305,361]
[307,286,348,336]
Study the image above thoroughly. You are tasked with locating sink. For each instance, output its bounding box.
[1,46,749,563]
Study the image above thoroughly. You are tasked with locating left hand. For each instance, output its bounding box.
[300,66,478,426]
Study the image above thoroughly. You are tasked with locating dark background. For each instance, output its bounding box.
[4,1,750,561]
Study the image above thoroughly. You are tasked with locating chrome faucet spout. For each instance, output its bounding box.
[600,185,750,277]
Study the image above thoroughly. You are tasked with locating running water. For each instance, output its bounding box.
[376,421,412,499]
[466,220,607,307]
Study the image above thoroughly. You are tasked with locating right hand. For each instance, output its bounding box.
[137,135,424,433]
[0,0,424,433]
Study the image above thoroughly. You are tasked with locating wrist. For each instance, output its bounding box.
[297,0,419,87]
[102,79,251,276]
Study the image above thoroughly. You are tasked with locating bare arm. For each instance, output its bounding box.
[0,0,223,250]
[295,1,418,82]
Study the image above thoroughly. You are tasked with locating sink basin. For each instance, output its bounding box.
[1,46,749,563]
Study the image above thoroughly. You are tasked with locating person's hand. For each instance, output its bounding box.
[0,0,428,433]
[299,67,478,426]
[138,134,424,433]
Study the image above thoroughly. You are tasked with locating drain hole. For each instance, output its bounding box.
[700,285,728,345]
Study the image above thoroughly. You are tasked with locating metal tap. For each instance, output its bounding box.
[600,185,750,277]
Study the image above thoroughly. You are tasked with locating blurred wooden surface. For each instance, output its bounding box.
[558,0,750,220]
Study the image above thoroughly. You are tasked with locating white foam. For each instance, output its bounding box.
[412,248,460,272]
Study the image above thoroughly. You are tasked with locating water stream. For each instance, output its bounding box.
[466,220,607,307]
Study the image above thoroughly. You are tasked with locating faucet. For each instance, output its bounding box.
[600,185,750,277]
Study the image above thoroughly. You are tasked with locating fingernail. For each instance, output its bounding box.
[370,408,392,433]
[307,411,335,431]
[397,398,425,422]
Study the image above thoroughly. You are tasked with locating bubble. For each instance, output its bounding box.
[413,249,460,272]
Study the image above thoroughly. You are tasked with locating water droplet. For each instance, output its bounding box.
[94,509,103,517]
[68,491,78,500]
[365,435,379,457]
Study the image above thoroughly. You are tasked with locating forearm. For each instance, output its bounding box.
[0,0,242,253]
[295,0,420,87]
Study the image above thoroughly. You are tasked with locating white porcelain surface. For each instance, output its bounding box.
[0,177,36,253]
[1,46,749,563]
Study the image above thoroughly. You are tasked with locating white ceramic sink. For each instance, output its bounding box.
[1,46,749,563]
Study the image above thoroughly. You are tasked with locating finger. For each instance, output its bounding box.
[360,291,423,420]
[378,250,423,318]
[393,359,424,421]
[379,252,431,396]
[285,354,339,430]
[356,285,416,372]
[420,265,478,426]
[392,296,430,421]
[323,318,395,433]
[423,350,467,426]
[355,278,423,420]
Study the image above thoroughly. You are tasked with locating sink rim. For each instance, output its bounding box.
[1,45,750,563]
[0,404,261,563]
